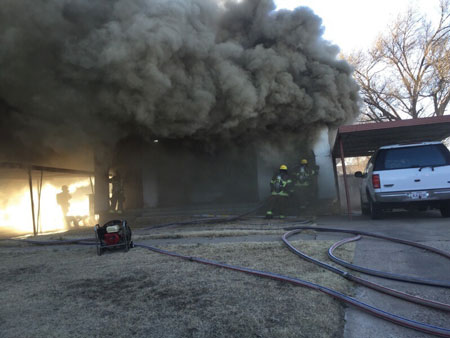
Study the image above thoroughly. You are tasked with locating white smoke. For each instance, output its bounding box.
[0,0,360,159]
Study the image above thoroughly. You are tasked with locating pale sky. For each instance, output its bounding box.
[275,0,442,53]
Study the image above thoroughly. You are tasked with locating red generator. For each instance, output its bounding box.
[94,220,133,256]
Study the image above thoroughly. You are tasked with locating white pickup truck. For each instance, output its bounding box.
[355,142,450,219]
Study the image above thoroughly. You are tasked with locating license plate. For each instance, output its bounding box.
[409,191,429,200]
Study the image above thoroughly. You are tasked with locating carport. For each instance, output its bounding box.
[0,162,94,235]
[331,115,450,217]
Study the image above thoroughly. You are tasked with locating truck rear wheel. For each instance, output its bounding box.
[369,197,383,220]
[360,195,370,216]
[440,202,450,218]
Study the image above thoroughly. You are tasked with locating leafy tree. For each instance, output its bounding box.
[347,0,450,122]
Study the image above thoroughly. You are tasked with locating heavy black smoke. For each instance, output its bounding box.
[0,0,360,161]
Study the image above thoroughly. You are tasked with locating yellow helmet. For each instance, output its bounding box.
[301,159,308,165]
[280,164,288,170]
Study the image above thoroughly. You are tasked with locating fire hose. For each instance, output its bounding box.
[281,227,450,312]
[328,235,450,287]
[139,201,267,231]
[134,241,450,338]
[282,226,450,288]
[4,221,450,337]
[141,219,450,312]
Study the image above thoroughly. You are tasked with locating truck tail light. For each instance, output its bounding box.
[372,174,381,189]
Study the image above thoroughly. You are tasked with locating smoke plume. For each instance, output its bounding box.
[0,0,360,160]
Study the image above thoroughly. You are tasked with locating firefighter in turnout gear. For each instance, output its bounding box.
[292,159,317,211]
[266,165,292,219]
[57,185,71,227]
[109,172,125,213]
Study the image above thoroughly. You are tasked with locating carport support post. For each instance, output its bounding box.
[339,136,352,220]
[27,167,37,236]
[332,157,341,208]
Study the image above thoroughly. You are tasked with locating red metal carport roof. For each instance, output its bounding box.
[332,115,450,158]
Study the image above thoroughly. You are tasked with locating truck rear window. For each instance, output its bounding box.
[374,144,450,171]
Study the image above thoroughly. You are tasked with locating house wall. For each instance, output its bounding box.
[113,137,144,210]
[313,126,338,199]
[98,128,340,212]
[141,140,259,208]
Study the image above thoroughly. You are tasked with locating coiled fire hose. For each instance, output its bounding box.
[327,235,450,287]
[4,220,450,337]
[281,226,450,312]
[282,227,450,287]
[134,241,450,338]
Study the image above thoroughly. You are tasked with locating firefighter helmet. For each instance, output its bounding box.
[300,159,308,165]
[280,164,288,170]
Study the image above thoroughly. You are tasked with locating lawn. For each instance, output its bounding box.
[0,222,354,338]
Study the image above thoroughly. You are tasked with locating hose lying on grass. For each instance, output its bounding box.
[4,221,450,337]
[134,241,450,338]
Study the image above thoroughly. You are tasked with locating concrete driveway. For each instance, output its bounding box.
[316,210,450,338]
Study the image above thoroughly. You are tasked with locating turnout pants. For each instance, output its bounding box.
[266,194,289,217]
[110,193,125,211]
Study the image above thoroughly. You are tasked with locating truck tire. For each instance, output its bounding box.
[360,195,370,216]
[369,196,383,220]
[440,202,450,218]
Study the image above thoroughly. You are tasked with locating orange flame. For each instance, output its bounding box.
[0,179,92,235]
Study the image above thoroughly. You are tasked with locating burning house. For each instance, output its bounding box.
[0,0,359,233]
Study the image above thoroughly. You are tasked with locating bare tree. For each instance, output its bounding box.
[347,0,450,122]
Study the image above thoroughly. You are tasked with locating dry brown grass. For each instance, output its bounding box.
[0,232,355,338]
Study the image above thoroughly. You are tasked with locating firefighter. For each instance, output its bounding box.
[109,172,125,213]
[56,185,71,226]
[266,164,292,219]
[292,159,317,210]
